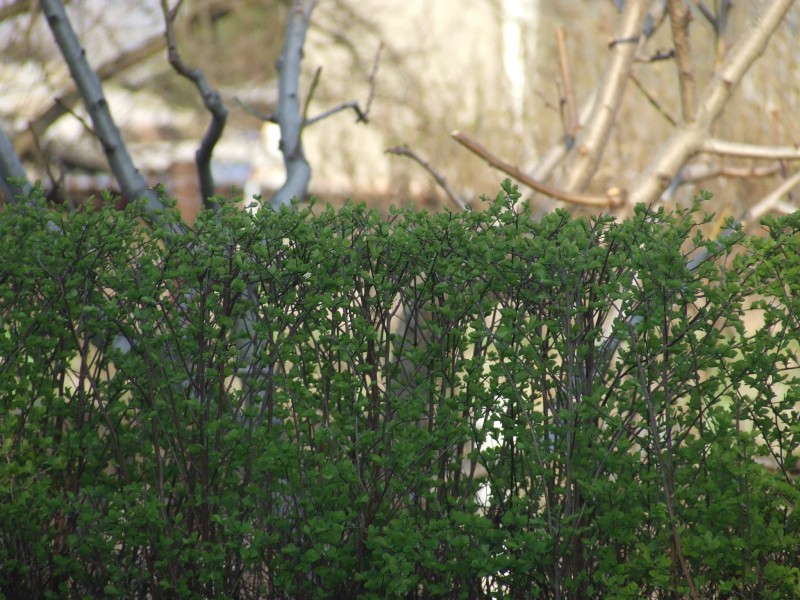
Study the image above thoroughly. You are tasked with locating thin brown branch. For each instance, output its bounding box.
[630,74,677,126]
[451,130,623,208]
[302,66,323,125]
[385,145,469,211]
[668,0,696,122]
[556,27,578,143]
[532,0,667,185]
[692,0,716,28]
[304,42,382,127]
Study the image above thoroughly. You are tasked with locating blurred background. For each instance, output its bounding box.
[1,0,798,224]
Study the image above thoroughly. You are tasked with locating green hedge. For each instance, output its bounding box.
[1,182,799,598]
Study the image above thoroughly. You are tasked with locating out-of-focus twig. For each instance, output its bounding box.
[680,162,780,183]
[556,27,578,145]
[742,169,800,224]
[304,42,382,126]
[385,145,469,211]
[629,0,795,206]
[162,0,228,206]
[452,130,623,208]
[630,74,677,126]
[564,0,648,191]
[40,0,161,211]
[667,0,696,122]
[700,139,800,160]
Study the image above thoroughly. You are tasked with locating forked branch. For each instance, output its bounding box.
[161,0,229,206]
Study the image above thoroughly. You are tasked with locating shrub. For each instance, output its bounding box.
[0,182,799,598]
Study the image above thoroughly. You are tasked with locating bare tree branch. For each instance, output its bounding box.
[530,88,598,182]
[563,0,648,191]
[271,0,317,208]
[161,0,229,207]
[743,168,800,223]
[667,0,696,122]
[530,0,667,185]
[628,0,796,206]
[700,138,800,160]
[691,0,716,28]
[452,130,623,208]
[680,162,781,183]
[39,0,162,211]
[13,1,234,161]
[0,0,33,22]
[630,74,677,126]
[385,144,469,211]
[304,42,382,127]
[13,34,165,159]
[556,27,578,146]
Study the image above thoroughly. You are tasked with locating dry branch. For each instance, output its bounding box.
[628,0,796,206]
[13,0,234,161]
[304,42,382,126]
[743,169,800,223]
[563,0,648,191]
[680,162,781,183]
[556,27,578,145]
[14,35,164,158]
[385,145,469,211]
[667,0,696,122]
[0,0,32,21]
[700,139,800,160]
[452,130,623,209]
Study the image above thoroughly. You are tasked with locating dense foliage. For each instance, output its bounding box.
[1,182,799,599]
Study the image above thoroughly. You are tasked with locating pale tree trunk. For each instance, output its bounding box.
[39,0,163,212]
[271,0,317,208]
[0,124,31,204]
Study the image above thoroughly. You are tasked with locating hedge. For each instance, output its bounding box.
[1,181,799,598]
